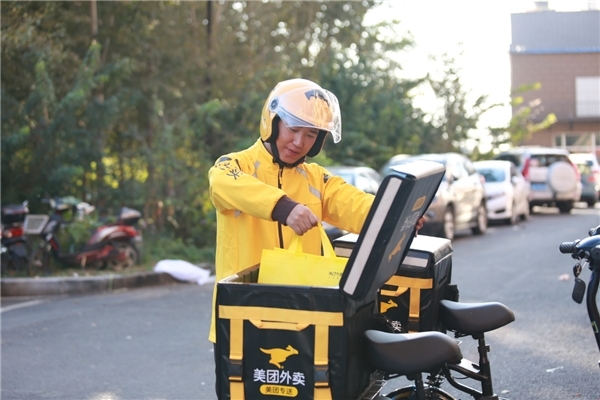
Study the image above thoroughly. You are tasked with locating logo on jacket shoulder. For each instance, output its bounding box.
[215,157,244,179]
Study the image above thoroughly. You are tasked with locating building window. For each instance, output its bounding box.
[576,76,600,117]
[554,132,599,153]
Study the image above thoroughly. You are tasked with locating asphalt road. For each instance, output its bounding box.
[2,204,600,400]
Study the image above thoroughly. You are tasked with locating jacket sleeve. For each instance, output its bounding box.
[319,168,375,234]
[208,154,286,221]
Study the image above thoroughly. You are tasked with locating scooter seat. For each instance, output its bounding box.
[364,330,462,376]
[439,300,515,335]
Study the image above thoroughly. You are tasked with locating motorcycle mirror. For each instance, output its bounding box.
[572,277,586,304]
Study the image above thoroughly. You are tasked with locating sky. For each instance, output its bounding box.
[364,0,594,149]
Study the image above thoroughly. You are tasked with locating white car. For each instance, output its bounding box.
[474,160,531,225]
[495,147,582,214]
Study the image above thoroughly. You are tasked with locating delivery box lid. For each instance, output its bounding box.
[338,159,445,301]
[335,234,452,269]
[400,235,452,270]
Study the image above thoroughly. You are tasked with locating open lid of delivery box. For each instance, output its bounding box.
[338,159,445,301]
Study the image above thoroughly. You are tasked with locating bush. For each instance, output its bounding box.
[141,233,215,268]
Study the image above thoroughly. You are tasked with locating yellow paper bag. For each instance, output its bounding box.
[258,224,348,286]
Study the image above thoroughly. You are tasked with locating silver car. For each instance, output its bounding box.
[569,153,600,207]
[380,153,487,241]
[323,166,383,241]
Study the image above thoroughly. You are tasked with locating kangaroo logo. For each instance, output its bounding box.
[388,232,407,262]
[260,345,299,369]
[380,299,398,313]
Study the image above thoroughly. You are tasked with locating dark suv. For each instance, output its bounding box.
[495,147,582,213]
[380,153,487,241]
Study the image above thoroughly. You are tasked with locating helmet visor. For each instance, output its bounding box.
[269,87,342,143]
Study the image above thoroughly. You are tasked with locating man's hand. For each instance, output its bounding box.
[415,216,425,236]
[286,204,318,235]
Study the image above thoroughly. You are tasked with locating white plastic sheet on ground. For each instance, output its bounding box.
[153,259,212,285]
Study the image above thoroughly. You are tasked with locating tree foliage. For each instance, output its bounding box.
[1,1,489,253]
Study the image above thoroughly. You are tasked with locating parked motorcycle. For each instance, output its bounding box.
[559,224,600,367]
[1,201,32,276]
[28,197,143,273]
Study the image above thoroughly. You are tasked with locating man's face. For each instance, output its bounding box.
[275,119,319,164]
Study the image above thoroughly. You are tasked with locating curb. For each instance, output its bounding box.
[1,272,182,297]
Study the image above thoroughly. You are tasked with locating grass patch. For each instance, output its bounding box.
[6,234,215,278]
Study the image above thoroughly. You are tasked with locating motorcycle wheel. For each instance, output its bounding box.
[30,245,53,276]
[106,242,139,271]
[1,251,9,276]
[384,385,455,400]
[1,242,31,277]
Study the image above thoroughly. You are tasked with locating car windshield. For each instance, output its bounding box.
[530,154,569,166]
[496,154,522,168]
[477,168,505,183]
[574,162,592,175]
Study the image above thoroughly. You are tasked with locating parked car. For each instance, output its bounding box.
[322,166,383,241]
[381,153,487,241]
[495,147,582,213]
[325,166,382,195]
[569,152,600,207]
[378,154,411,177]
[474,160,531,225]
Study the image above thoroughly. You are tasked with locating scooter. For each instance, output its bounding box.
[357,224,600,399]
[361,300,515,399]
[1,201,32,276]
[28,197,143,272]
[559,224,600,368]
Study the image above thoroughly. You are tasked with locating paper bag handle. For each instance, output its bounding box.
[288,223,336,258]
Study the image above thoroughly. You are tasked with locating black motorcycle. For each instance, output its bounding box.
[1,201,32,276]
[560,224,600,368]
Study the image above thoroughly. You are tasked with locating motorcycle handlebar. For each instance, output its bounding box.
[559,241,577,254]
[559,225,600,263]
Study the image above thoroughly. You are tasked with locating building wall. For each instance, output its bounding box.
[510,9,600,155]
[510,53,600,123]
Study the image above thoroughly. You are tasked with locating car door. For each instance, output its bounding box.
[462,158,484,222]
[510,164,529,213]
[446,157,472,226]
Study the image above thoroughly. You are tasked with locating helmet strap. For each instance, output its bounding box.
[306,131,327,157]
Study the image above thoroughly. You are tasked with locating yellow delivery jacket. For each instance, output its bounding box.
[207,139,375,342]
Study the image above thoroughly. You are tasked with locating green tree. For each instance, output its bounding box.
[424,53,495,154]
[491,82,557,149]
[1,0,485,260]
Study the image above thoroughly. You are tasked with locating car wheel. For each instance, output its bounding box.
[521,201,531,221]
[472,202,487,235]
[586,192,599,208]
[507,201,518,225]
[557,201,573,214]
[106,242,139,271]
[441,207,455,241]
